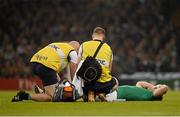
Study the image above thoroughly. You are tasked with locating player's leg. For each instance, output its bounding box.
[29,83,57,101]
[12,62,59,102]
[12,90,53,102]
[29,93,52,101]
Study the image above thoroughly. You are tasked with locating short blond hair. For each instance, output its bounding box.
[93,27,105,35]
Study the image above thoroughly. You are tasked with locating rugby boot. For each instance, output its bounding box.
[11,91,29,102]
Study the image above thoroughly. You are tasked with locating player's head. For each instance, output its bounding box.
[155,84,168,92]
[69,41,80,52]
[153,84,168,100]
[92,27,105,41]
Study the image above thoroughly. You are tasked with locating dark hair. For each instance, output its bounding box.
[152,96,163,101]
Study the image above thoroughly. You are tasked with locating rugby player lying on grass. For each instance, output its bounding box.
[31,81,168,102]
[105,81,168,101]
[11,80,168,102]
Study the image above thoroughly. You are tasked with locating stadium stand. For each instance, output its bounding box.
[0,0,179,78]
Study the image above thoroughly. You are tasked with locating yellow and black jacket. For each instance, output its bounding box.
[30,42,74,73]
[81,40,113,83]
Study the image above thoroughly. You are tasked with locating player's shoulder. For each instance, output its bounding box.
[52,42,73,48]
[51,42,68,45]
[103,42,111,48]
[82,40,109,46]
[81,41,112,51]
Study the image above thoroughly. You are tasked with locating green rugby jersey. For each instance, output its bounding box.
[117,85,154,101]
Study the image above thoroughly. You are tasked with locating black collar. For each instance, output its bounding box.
[93,39,103,42]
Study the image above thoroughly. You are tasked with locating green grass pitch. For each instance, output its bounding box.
[0,91,180,116]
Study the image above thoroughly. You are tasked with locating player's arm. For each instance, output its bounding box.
[136,81,155,91]
[69,50,78,81]
[77,44,83,65]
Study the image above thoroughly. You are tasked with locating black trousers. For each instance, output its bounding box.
[30,62,58,86]
[83,78,116,101]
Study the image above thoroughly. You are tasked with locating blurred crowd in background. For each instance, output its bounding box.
[0,0,180,78]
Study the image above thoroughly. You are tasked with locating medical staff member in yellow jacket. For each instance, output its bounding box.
[12,41,80,102]
[76,27,118,102]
